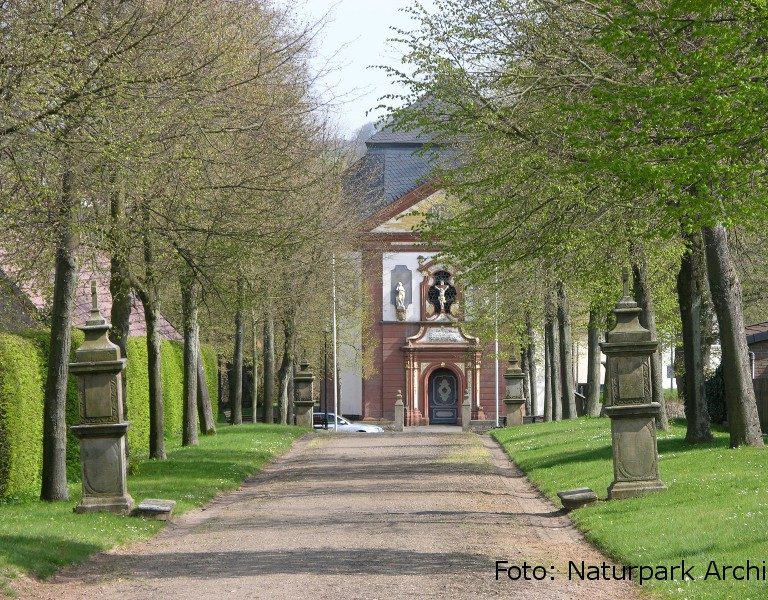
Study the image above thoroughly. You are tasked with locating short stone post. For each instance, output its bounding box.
[69,281,133,514]
[601,269,666,500]
[293,358,315,428]
[503,351,526,426]
[462,388,472,431]
[394,390,404,432]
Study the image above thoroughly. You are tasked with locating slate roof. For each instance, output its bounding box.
[367,124,431,146]
[347,121,445,220]
[747,322,768,345]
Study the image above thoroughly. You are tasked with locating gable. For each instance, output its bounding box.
[366,186,446,234]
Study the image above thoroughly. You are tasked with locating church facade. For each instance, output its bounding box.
[342,126,506,426]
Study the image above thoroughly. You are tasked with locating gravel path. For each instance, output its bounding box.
[18,430,642,599]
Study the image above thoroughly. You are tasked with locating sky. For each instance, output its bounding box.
[279,0,436,138]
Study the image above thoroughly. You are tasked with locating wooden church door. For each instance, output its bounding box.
[428,368,459,424]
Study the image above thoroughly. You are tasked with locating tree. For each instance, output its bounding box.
[385,0,767,445]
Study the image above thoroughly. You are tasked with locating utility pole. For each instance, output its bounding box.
[494,266,499,427]
[332,254,339,432]
[323,326,329,429]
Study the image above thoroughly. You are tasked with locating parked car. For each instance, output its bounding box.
[313,412,383,433]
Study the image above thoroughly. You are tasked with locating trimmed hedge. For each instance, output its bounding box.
[161,340,185,440]
[17,329,83,480]
[124,338,151,453]
[0,334,45,498]
[0,331,218,498]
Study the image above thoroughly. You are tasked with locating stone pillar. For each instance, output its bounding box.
[293,358,315,428]
[394,390,404,432]
[601,269,666,500]
[69,281,133,514]
[461,388,472,431]
[503,351,526,426]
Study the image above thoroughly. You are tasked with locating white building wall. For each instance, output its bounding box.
[381,251,436,322]
[338,252,363,416]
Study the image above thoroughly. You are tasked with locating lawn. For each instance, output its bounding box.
[0,423,306,595]
[492,418,768,600]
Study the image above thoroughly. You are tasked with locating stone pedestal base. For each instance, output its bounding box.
[393,400,404,432]
[75,494,135,514]
[605,403,666,500]
[71,422,133,515]
[504,399,525,426]
[461,400,472,432]
[607,479,667,500]
[293,400,315,428]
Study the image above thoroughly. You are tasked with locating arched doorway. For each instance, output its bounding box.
[428,368,459,425]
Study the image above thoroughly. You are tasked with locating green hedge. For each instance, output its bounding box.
[18,329,83,480]
[0,334,45,498]
[161,340,185,439]
[0,331,218,498]
[126,338,219,448]
[124,338,151,453]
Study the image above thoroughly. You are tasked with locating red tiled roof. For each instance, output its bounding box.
[73,266,181,340]
[3,254,181,341]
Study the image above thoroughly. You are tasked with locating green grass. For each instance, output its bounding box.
[0,423,306,592]
[492,418,768,600]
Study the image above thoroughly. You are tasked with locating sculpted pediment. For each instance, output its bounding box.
[370,189,447,233]
[405,325,479,349]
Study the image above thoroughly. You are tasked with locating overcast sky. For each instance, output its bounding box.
[280,0,436,138]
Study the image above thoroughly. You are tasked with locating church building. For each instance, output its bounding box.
[341,125,506,426]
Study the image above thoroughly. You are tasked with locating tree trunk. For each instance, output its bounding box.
[262,309,275,424]
[557,281,575,419]
[543,319,552,422]
[632,248,670,430]
[196,332,216,435]
[251,312,259,422]
[230,300,244,425]
[109,184,131,420]
[41,168,77,502]
[288,357,297,425]
[586,308,602,417]
[137,213,165,459]
[277,315,295,425]
[545,288,561,421]
[180,273,198,446]
[702,225,763,448]
[140,291,166,459]
[525,312,537,417]
[521,345,531,416]
[677,231,712,442]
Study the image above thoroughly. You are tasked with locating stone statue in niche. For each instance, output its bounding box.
[391,265,412,322]
[426,270,458,321]
[395,281,407,321]
[395,282,406,310]
[436,279,450,314]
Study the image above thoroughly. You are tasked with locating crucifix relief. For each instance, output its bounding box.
[426,270,457,319]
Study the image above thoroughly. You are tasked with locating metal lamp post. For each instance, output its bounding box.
[323,326,329,429]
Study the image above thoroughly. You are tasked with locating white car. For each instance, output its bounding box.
[313,412,383,433]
